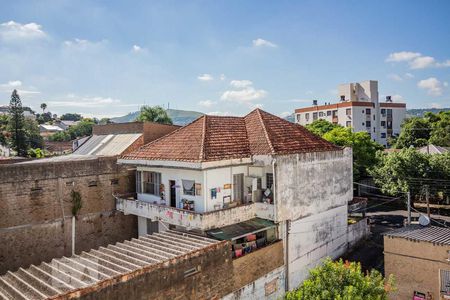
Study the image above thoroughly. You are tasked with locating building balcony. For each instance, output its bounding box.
[114,193,275,231]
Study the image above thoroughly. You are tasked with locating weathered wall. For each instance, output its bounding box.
[223,266,286,300]
[275,148,353,222]
[287,205,348,289]
[347,218,370,250]
[232,240,284,290]
[0,157,137,274]
[384,236,450,300]
[71,241,234,300]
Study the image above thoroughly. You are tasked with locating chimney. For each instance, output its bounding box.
[312,99,318,106]
[386,96,392,103]
[340,95,345,102]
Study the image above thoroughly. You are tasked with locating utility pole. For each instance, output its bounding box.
[407,191,411,225]
[425,185,430,219]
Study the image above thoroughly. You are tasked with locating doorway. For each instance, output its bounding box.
[169,180,176,208]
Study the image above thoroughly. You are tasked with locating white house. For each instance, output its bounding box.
[116,108,353,290]
[295,80,406,146]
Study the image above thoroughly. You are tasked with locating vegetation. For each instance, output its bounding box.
[370,148,450,199]
[305,120,383,181]
[49,118,95,141]
[60,113,82,121]
[7,90,28,156]
[0,114,9,146]
[70,190,83,217]
[40,103,47,113]
[395,111,450,148]
[135,105,173,124]
[27,148,44,158]
[284,258,395,300]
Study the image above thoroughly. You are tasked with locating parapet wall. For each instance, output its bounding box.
[0,156,138,274]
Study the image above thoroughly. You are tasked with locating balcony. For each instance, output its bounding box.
[114,193,275,231]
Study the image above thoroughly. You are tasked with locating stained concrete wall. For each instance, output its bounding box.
[0,157,137,274]
[384,236,450,300]
[287,205,348,288]
[275,148,353,222]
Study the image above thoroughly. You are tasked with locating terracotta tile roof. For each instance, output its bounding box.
[121,109,340,162]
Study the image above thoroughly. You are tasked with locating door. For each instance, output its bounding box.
[233,173,244,203]
[169,180,176,207]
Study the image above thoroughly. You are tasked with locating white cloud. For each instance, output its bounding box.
[63,38,106,51]
[431,103,442,109]
[386,51,421,62]
[197,74,214,81]
[386,51,449,69]
[252,38,277,48]
[49,94,121,108]
[0,80,40,96]
[230,80,253,88]
[409,56,435,69]
[0,21,46,41]
[220,74,226,81]
[279,111,292,118]
[388,74,403,81]
[221,80,267,104]
[207,111,231,116]
[0,80,22,88]
[417,77,444,96]
[391,94,404,102]
[198,100,215,108]
[132,44,147,53]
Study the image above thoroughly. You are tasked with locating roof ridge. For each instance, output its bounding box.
[199,115,207,161]
[255,109,275,154]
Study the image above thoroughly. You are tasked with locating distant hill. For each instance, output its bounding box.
[111,109,204,126]
[406,108,450,117]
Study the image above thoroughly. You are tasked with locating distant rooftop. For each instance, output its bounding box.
[73,133,142,156]
[385,225,450,246]
[0,230,220,299]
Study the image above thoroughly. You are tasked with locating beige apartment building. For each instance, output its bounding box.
[295,80,406,146]
[384,226,450,300]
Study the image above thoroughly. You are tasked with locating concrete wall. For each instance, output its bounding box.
[287,205,348,288]
[384,236,450,300]
[347,218,370,250]
[0,157,138,274]
[275,148,353,222]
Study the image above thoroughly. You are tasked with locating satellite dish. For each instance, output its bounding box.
[419,215,430,226]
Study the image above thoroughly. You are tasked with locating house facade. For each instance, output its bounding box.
[116,109,354,292]
[294,80,406,146]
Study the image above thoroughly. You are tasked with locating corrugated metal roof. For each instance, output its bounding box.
[0,230,219,299]
[385,225,450,245]
[73,134,141,156]
[206,218,275,241]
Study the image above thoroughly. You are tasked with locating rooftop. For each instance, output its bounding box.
[121,108,339,163]
[0,230,220,299]
[384,225,450,246]
[73,133,142,156]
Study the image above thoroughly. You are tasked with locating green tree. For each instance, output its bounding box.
[48,118,95,142]
[60,113,82,121]
[322,127,383,180]
[285,258,395,300]
[395,117,431,148]
[305,119,340,136]
[427,111,450,147]
[0,114,9,146]
[135,105,173,124]
[7,90,27,156]
[40,103,47,113]
[24,118,43,149]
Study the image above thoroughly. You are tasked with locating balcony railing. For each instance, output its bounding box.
[114,193,275,231]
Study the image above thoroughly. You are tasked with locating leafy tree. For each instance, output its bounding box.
[36,112,53,124]
[305,119,340,136]
[99,117,112,125]
[40,103,47,113]
[0,114,9,146]
[285,258,395,300]
[7,90,27,156]
[24,118,43,149]
[48,118,95,141]
[395,117,431,148]
[27,148,44,158]
[135,105,173,124]
[60,113,82,121]
[427,111,450,146]
[322,127,383,180]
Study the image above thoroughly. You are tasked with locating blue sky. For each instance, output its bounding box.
[0,0,449,118]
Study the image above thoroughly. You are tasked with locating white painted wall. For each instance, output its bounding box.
[222,266,286,300]
[287,204,348,289]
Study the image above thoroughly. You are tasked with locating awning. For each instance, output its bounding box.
[206,218,276,241]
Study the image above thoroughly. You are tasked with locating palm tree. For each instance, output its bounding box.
[135,105,173,124]
[40,103,47,113]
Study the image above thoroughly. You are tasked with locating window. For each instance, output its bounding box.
[381,121,386,127]
[143,171,161,196]
[373,115,375,121]
[182,180,195,196]
[362,122,365,126]
[387,109,392,117]
[381,133,386,138]
[327,110,332,116]
[319,112,325,117]
[313,112,318,120]
[362,110,364,113]
[366,121,371,127]
[346,108,351,116]
[233,173,244,202]
[136,171,142,193]
[366,108,371,115]
[305,113,309,121]
[381,109,386,116]
[266,173,274,190]
[346,121,351,127]
[296,114,301,122]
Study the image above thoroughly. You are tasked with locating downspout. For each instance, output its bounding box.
[272,158,277,222]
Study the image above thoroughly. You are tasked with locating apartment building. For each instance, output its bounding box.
[295,80,406,146]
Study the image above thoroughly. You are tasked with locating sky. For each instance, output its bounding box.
[0,0,449,118]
